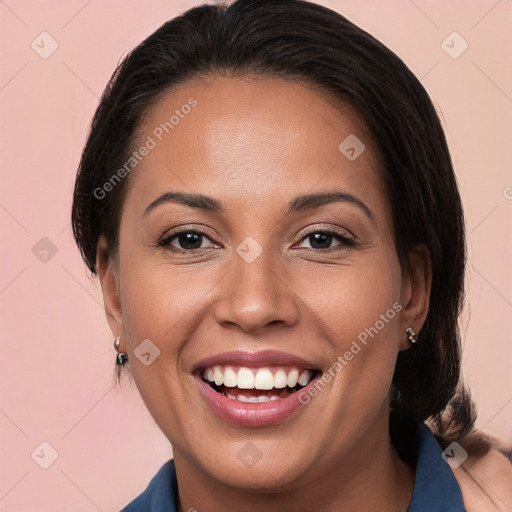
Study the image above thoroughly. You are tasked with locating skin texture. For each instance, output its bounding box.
[97,76,432,512]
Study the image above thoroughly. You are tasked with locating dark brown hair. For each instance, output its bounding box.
[71,0,476,452]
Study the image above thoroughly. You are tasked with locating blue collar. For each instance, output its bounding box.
[121,423,465,511]
[407,423,466,511]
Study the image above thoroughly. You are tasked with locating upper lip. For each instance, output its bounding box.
[192,350,320,373]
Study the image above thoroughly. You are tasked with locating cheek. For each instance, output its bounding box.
[293,253,402,412]
[117,252,228,416]
[116,257,213,432]
[119,256,211,349]
[297,251,400,346]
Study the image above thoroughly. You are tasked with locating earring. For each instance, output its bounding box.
[114,336,128,365]
[405,327,418,345]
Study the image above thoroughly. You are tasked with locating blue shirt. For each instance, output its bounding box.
[120,423,466,511]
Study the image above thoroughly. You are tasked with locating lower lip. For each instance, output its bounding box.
[195,375,318,427]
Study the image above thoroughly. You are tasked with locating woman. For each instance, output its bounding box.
[71,0,512,510]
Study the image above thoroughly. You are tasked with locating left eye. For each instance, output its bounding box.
[296,231,355,250]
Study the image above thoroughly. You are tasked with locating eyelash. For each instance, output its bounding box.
[156,227,358,253]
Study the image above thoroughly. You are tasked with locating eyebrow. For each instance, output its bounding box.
[143,190,375,223]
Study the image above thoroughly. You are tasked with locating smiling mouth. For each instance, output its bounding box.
[200,364,321,403]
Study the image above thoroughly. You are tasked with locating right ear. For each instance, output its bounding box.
[96,235,126,353]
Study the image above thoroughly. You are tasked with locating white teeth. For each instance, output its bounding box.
[227,393,280,403]
[214,366,223,386]
[287,369,299,387]
[254,368,274,390]
[298,370,312,386]
[273,369,287,389]
[203,365,315,390]
[237,367,255,389]
[224,367,237,387]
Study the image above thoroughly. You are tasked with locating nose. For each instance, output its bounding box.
[213,247,300,335]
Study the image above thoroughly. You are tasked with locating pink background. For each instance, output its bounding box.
[1,0,511,510]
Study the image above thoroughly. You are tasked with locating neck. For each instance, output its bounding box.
[174,418,415,512]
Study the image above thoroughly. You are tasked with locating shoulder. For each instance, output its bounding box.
[450,430,512,512]
[119,459,177,512]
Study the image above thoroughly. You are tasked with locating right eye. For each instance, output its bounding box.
[158,229,219,252]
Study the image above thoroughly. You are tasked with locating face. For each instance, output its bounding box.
[99,76,427,490]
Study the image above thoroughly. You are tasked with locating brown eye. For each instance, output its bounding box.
[296,230,356,250]
[158,230,218,252]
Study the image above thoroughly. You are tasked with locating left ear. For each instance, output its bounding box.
[398,244,432,350]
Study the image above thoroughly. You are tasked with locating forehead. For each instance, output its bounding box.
[127,75,388,221]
